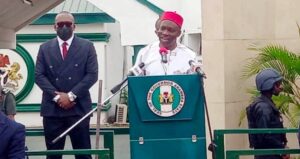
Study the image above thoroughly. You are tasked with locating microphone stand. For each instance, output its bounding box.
[110,77,128,94]
[52,83,128,144]
[110,62,145,94]
[197,74,216,159]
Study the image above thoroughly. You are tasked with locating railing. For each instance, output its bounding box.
[26,128,114,159]
[27,149,110,158]
[214,128,300,159]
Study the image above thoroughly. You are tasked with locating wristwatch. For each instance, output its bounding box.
[53,95,60,103]
[68,92,77,102]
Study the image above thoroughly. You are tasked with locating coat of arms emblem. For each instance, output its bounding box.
[147,80,185,117]
[0,53,23,92]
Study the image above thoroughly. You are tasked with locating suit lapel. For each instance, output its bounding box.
[50,38,64,63]
[57,36,82,75]
[65,36,81,61]
[50,38,65,75]
[63,36,81,66]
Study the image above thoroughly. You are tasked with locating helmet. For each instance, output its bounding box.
[255,68,283,91]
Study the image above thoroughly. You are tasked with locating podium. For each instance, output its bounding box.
[128,74,206,159]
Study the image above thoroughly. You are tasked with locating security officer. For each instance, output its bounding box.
[247,68,289,159]
[35,11,98,159]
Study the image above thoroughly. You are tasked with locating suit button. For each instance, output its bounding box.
[75,64,78,67]
[56,78,59,81]
[68,77,72,80]
[49,66,53,69]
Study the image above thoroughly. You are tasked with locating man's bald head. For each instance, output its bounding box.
[54,11,75,41]
[55,11,75,24]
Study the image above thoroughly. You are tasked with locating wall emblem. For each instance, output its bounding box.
[0,44,35,103]
[147,80,185,117]
[0,52,24,93]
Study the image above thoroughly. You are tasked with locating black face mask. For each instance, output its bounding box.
[57,25,73,41]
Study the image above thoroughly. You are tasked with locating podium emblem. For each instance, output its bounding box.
[147,80,185,117]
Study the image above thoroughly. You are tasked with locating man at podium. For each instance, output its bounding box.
[134,11,202,76]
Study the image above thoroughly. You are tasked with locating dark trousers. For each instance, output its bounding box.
[43,116,91,159]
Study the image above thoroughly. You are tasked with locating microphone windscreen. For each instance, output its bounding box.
[138,62,145,68]
[188,60,194,66]
[128,62,145,76]
[159,47,168,54]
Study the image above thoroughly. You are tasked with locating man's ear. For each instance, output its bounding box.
[54,24,57,31]
[177,30,182,37]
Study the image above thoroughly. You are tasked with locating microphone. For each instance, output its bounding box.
[128,63,145,76]
[188,60,206,78]
[159,47,169,63]
[110,62,145,94]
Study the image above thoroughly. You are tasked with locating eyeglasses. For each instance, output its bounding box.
[56,21,73,28]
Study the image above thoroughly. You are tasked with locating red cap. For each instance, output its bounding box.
[161,11,183,28]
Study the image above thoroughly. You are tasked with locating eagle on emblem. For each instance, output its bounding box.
[159,92,174,104]
[0,53,23,92]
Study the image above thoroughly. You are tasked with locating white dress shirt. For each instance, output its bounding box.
[134,41,199,76]
[57,35,74,59]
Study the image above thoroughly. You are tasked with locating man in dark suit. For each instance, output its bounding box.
[0,111,26,159]
[35,11,98,159]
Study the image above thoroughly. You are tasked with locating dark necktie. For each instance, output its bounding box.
[62,42,68,59]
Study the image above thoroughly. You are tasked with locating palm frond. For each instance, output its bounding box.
[287,102,300,128]
[238,109,247,127]
[243,45,300,82]
[273,94,293,113]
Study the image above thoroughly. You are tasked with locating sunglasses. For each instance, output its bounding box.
[56,21,73,28]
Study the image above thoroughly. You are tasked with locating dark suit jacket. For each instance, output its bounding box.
[35,36,98,117]
[0,112,25,159]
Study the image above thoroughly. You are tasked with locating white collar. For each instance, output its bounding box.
[57,34,74,46]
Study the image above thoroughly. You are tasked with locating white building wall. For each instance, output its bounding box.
[88,0,202,45]
[88,0,159,45]
[202,0,300,157]
[104,22,126,117]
